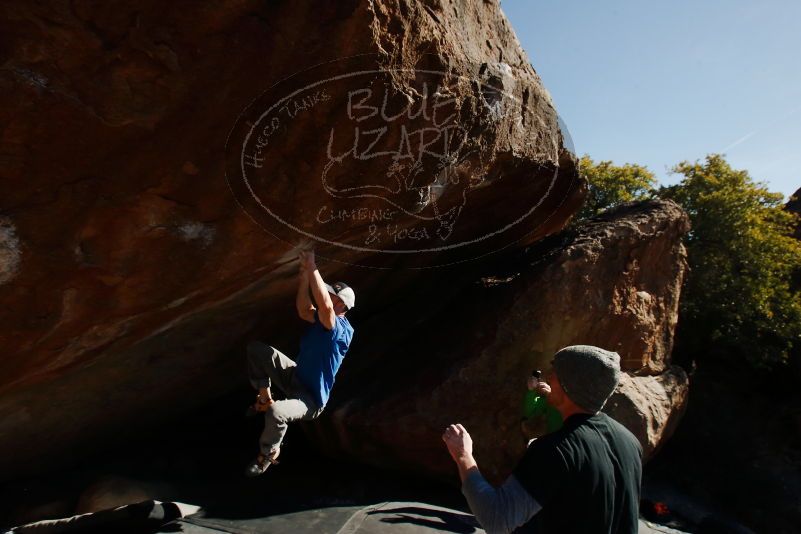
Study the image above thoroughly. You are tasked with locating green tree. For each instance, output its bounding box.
[659,154,801,367]
[577,155,657,220]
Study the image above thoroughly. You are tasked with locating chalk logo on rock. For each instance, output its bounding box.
[225,54,576,267]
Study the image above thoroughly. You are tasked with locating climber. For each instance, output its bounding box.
[442,345,643,534]
[244,249,355,477]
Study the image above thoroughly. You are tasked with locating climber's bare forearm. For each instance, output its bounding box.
[296,265,315,323]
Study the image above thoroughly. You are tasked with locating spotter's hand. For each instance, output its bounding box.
[442,423,473,462]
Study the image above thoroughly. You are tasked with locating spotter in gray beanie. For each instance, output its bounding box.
[552,345,621,413]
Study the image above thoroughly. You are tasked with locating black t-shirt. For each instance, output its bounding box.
[513,412,642,534]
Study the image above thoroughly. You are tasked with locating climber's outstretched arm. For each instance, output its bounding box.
[301,250,336,330]
[296,254,316,323]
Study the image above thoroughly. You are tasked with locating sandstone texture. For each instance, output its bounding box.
[0,0,584,479]
[604,366,689,458]
[308,200,691,481]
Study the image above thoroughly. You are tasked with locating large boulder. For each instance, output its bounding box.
[604,367,688,458]
[307,200,691,482]
[786,187,801,239]
[0,1,584,479]
[784,188,801,378]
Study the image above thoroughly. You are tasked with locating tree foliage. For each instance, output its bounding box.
[659,155,801,367]
[577,155,657,220]
[578,154,801,368]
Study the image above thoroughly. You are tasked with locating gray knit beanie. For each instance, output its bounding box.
[552,345,621,413]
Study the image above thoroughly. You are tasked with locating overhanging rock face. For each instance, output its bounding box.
[0,1,583,478]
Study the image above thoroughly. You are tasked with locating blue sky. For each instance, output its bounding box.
[501,0,801,199]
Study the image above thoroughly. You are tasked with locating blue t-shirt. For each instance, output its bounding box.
[295,311,353,408]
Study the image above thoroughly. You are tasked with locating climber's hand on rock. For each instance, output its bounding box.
[299,250,317,272]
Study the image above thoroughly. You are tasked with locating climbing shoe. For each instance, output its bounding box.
[244,448,280,477]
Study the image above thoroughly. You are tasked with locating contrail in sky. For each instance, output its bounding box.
[721,105,801,153]
[721,131,757,152]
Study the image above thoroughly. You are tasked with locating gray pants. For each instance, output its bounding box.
[246,341,324,456]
